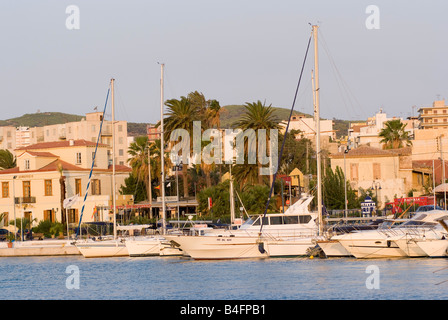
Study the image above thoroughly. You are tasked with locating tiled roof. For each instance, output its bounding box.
[15,139,108,151]
[17,151,58,158]
[0,159,131,175]
[331,145,394,158]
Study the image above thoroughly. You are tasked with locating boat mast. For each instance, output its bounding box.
[229,164,235,227]
[312,25,323,236]
[111,78,117,240]
[160,63,167,234]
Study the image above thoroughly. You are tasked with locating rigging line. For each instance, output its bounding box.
[76,86,110,239]
[318,30,366,120]
[258,33,313,238]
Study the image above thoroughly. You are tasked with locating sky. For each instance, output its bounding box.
[0,0,447,125]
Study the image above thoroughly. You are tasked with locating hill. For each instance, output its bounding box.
[0,112,84,127]
[0,110,357,139]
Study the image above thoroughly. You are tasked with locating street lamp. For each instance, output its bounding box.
[371,181,382,211]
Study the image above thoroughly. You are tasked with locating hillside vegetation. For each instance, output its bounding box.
[0,108,356,139]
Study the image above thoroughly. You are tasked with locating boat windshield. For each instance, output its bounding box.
[239,217,256,229]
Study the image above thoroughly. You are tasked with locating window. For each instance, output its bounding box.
[23,181,31,198]
[92,125,96,132]
[44,180,52,196]
[373,163,381,180]
[350,163,359,181]
[118,125,123,132]
[270,216,283,225]
[75,179,82,196]
[67,209,79,223]
[118,137,123,144]
[44,209,55,222]
[2,182,9,198]
[299,215,312,224]
[91,179,101,195]
[119,149,124,156]
[76,152,82,164]
[284,216,299,224]
[92,152,97,167]
[24,159,30,170]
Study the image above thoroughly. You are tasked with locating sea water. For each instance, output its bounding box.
[0,256,446,300]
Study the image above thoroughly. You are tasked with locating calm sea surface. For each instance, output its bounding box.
[0,255,447,300]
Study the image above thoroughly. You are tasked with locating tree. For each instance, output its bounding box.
[379,119,412,149]
[323,166,358,210]
[128,136,151,200]
[163,96,199,198]
[235,101,281,185]
[0,149,16,170]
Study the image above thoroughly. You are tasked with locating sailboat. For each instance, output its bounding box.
[75,78,128,258]
[124,63,183,257]
[164,25,322,260]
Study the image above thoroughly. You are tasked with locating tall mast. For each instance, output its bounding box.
[160,63,166,234]
[312,25,323,236]
[229,164,235,227]
[111,78,117,240]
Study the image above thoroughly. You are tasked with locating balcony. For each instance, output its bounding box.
[14,197,36,204]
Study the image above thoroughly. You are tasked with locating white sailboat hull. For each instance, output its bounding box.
[264,238,315,257]
[416,239,448,258]
[76,240,128,258]
[165,235,269,260]
[316,240,352,257]
[338,238,407,259]
[126,238,161,257]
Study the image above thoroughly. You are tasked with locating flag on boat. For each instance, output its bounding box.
[91,206,97,218]
[63,194,79,208]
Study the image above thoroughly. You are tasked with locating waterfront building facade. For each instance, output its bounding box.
[0,139,132,228]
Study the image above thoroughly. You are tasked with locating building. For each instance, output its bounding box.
[280,115,336,140]
[0,126,16,151]
[0,139,132,228]
[330,145,430,208]
[348,110,418,149]
[418,100,448,130]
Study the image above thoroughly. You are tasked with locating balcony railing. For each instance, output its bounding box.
[14,197,36,204]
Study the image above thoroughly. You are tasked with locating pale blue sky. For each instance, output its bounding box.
[0,0,446,125]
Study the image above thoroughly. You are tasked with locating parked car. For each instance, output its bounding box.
[0,228,12,241]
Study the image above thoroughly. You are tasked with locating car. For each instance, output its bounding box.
[0,228,12,241]
[415,205,443,212]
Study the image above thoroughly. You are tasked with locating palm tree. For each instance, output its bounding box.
[379,119,412,149]
[0,149,16,170]
[128,136,151,200]
[236,101,281,185]
[163,96,199,198]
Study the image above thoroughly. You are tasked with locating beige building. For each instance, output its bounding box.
[418,100,448,130]
[330,145,429,208]
[0,111,130,167]
[0,139,132,228]
[280,115,336,140]
[0,126,16,151]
